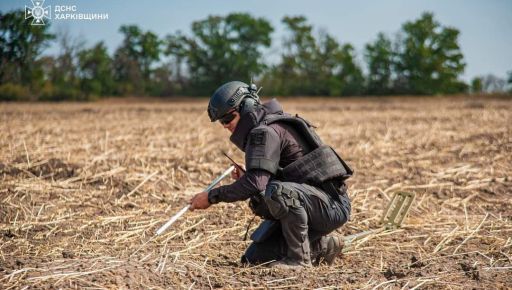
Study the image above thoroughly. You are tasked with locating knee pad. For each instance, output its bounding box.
[264,182,300,220]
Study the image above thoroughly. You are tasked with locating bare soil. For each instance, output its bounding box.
[0,96,511,289]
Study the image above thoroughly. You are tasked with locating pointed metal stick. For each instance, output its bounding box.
[155,165,235,236]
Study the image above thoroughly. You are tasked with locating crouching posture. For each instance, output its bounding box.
[189,81,353,270]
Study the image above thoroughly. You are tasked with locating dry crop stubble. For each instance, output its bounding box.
[0,97,511,289]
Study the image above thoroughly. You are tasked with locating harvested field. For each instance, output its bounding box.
[0,96,511,289]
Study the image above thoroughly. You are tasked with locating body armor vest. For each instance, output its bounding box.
[261,113,353,187]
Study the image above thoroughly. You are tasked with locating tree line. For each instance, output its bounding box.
[1,10,510,101]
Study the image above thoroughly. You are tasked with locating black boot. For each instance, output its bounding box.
[312,235,344,266]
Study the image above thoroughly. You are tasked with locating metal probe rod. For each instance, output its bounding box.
[155,165,235,235]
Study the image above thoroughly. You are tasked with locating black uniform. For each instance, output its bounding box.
[208,99,352,265]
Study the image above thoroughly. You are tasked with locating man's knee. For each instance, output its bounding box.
[339,193,351,221]
[263,181,302,220]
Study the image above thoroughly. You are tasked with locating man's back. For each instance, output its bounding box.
[268,122,312,169]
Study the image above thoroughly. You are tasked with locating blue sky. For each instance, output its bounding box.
[1,0,511,82]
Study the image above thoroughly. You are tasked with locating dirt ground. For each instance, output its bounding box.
[0,96,511,289]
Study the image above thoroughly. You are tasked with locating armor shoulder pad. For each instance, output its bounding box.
[264,114,323,148]
[244,125,281,174]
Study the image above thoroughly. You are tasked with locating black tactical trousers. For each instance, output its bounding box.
[242,182,351,265]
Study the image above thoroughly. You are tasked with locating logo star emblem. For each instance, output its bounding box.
[25,0,51,26]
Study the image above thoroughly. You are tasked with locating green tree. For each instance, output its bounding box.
[337,43,365,95]
[470,77,483,94]
[150,63,174,96]
[507,71,512,93]
[275,16,318,95]
[164,32,189,93]
[113,47,142,95]
[113,25,162,95]
[166,13,273,95]
[0,10,54,90]
[264,16,364,96]
[78,41,114,97]
[365,33,394,95]
[395,12,466,94]
[38,30,86,101]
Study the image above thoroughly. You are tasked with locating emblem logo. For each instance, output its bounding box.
[25,0,51,25]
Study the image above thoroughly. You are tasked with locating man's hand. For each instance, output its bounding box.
[189,191,211,211]
[231,165,245,180]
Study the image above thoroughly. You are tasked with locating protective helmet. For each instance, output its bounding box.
[207,81,260,122]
